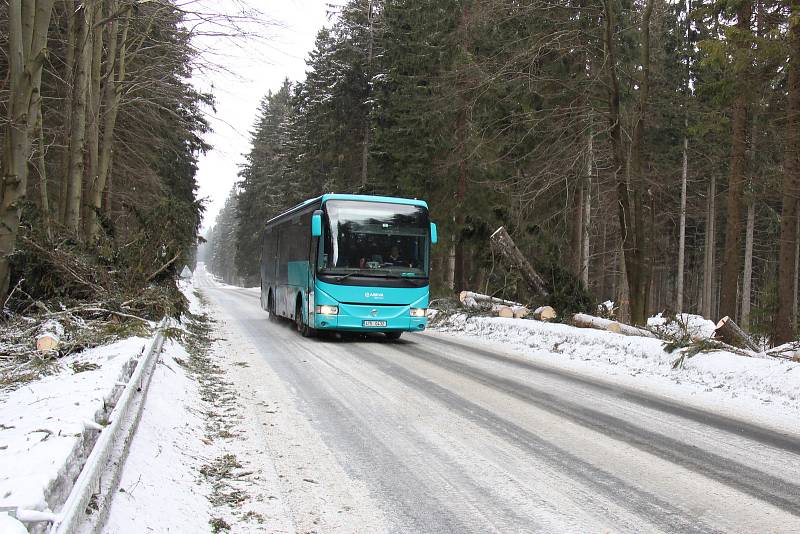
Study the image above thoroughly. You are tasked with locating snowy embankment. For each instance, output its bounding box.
[104,278,293,533]
[0,336,150,529]
[432,314,800,434]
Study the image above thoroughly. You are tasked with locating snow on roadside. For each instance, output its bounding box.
[103,279,293,533]
[432,314,800,434]
[101,335,213,534]
[0,336,149,522]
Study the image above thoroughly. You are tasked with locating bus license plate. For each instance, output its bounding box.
[363,320,387,327]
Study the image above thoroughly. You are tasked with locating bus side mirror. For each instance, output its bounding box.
[430,222,438,244]
[311,210,323,237]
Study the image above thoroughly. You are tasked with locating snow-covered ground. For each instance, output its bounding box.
[103,280,293,533]
[0,336,149,528]
[0,276,292,533]
[432,314,800,436]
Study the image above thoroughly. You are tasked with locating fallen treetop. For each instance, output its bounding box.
[714,316,759,352]
[572,313,656,338]
[489,226,549,297]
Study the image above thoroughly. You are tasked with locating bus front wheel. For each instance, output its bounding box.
[295,299,315,337]
[385,331,402,341]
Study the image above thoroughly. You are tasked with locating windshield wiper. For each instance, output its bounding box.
[322,270,427,282]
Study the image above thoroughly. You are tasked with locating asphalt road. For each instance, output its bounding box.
[196,272,800,533]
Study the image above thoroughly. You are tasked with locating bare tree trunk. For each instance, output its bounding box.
[741,201,755,329]
[573,186,584,276]
[741,90,762,330]
[64,2,91,235]
[84,0,104,233]
[59,0,76,223]
[447,237,456,291]
[616,242,629,323]
[795,214,800,324]
[581,127,592,288]
[677,124,688,312]
[37,117,53,241]
[360,0,374,189]
[86,1,130,242]
[703,175,717,319]
[775,2,800,345]
[603,0,655,325]
[719,1,752,319]
[0,0,57,301]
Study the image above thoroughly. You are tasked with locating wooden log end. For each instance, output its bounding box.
[36,335,59,353]
[497,306,514,318]
[533,306,557,321]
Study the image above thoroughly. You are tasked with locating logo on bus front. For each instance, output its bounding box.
[365,292,384,299]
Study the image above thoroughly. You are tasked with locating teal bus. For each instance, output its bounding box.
[260,194,438,339]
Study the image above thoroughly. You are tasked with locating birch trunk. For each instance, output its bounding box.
[447,238,456,291]
[64,2,92,235]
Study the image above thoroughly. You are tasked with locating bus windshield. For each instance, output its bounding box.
[318,200,430,278]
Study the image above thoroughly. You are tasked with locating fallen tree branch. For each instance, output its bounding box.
[146,251,182,282]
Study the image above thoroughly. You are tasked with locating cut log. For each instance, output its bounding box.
[36,320,64,353]
[714,316,758,351]
[572,313,655,338]
[459,290,522,308]
[36,335,59,353]
[497,306,514,318]
[489,226,549,297]
[512,306,530,319]
[533,306,557,321]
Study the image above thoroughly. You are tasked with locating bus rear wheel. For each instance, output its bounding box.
[268,291,279,322]
[295,299,314,337]
[385,331,402,341]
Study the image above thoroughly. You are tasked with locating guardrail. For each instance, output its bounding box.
[2,321,168,534]
[48,319,168,534]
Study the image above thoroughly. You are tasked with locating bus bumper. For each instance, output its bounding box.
[312,303,427,332]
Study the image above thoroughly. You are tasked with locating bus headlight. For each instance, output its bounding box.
[316,305,339,315]
[410,308,426,317]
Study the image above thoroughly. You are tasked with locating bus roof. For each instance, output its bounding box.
[320,194,428,208]
[265,194,429,226]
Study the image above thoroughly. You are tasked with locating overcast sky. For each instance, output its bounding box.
[191,0,338,233]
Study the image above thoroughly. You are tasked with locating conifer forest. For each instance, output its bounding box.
[206,0,800,345]
[2,0,800,345]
